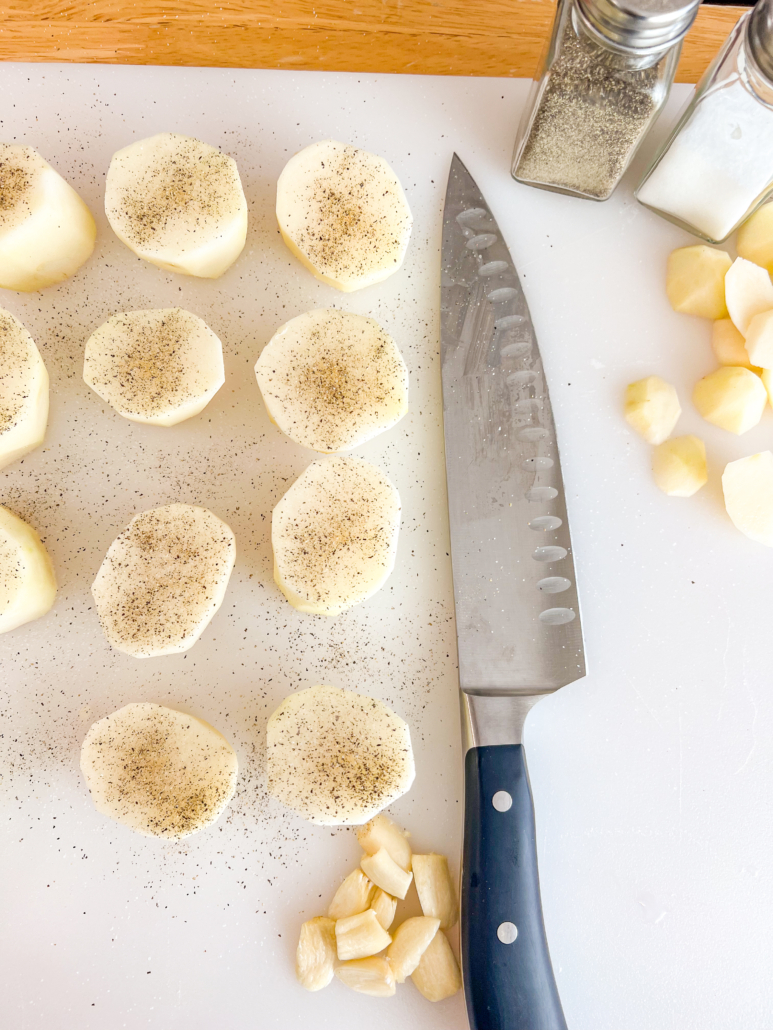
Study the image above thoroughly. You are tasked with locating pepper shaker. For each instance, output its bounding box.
[636,0,773,242]
[512,0,700,201]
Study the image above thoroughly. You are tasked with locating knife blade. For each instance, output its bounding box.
[440,154,586,1030]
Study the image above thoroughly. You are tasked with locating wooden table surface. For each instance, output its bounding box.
[0,2,748,84]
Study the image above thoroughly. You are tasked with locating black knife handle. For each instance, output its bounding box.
[462,744,567,1030]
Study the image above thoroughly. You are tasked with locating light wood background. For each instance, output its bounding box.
[0,1,747,82]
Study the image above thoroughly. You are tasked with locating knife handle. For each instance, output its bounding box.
[462,744,567,1030]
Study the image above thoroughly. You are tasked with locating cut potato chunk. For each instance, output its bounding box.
[361,847,413,900]
[0,307,48,469]
[0,505,56,634]
[272,455,401,616]
[412,854,458,930]
[624,376,681,444]
[743,309,773,370]
[266,684,415,825]
[737,203,773,274]
[335,956,396,997]
[762,368,773,406]
[370,889,398,931]
[711,319,757,370]
[296,917,337,992]
[724,257,773,336]
[105,133,247,278]
[335,909,392,962]
[722,451,773,546]
[410,930,462,1002]
[651,435,707,497]
[276,140,412,292]
[84,308,225,426]
[92,504,236,657]
[328,869,375,920]
[80,702,238,838]
[255,308,408,453]
[665,245,731,319]
[692,366,767,435]
[0,143,96,291]
[356,814,412,872]
[387,917,440,982]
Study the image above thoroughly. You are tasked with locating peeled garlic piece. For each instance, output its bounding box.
[387,916,440,982]
[370,889,398,931]
[328,869,376,920]
[83,308,224,426]
[272,456,401,616]
[296,917,337,991]
[266,684,415,825]
[105,133,247,278]
[361,847,413,900]
[0,144,96,291]
[80,702,238,838]
[92,504,236,657]
[0,307,48,469]
[255,308,408,453]
[722,451,773,546]
[0,505,56,633]
[276,140,412,292]
[410,930,462,1002]
[335,909,392,961]
[412,854,459,930]
[356,814,412,872]
[335,956,396,997]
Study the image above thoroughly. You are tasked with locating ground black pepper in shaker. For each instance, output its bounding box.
[512,0,700,201]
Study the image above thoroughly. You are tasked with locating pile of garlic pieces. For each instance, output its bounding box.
[0,134,413,639]
[296,815,462,1003]
[625,202,773,547]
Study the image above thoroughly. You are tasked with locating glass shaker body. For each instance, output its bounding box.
[636,12,773,243]
[511,0,682,201]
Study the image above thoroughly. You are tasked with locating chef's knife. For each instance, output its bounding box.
[440,154,586,1030]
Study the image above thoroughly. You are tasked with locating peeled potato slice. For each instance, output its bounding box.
[0,307,48,469]
[0,143,96,291]
[722,451,773,546]
[80,702,238,838]
[83,308,225,426]
[276,140,412,292]
[651,435,707,497]
[624,376,681,445]
[0,505,56,633]
[266,684,415,825]
[666,246,731,319]
[692,367,767,435]
[743,309,773,370]
[255,308,408,453]
[711,319,758,370]
[737,203,773,274]
[105,133,247,278]
[92,504,236,657]
[272,455,401,616]
[724,257,773,336]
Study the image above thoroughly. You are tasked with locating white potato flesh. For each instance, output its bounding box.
[0,144,96,291]
[266,684,415,825]
[722,451,773,546]
[624,376,681,445]
[255,308,408,452]
[737,203,773,274]
[80,703,238,838]
[0,307,48,469]
[711,319,757,370]
[762,368,773,406]
[276,140,412,292]
[743,309,773,370]
[724,257,773,336]
[105,133,247,278]
[272,455,401,616]
[651,435,707,497]
[665,246,731,320]
[83,308,225,426]
[0,505,56,633]
[92,504,236,657]
[692,366,767,435]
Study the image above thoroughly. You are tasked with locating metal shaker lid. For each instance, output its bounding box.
[578,0,701,51]
[748,0,773,84]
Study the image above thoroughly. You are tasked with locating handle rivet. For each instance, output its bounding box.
[492,790,513,812]
[497,922,518,944]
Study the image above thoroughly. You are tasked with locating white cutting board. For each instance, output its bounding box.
[0,65,770,1030]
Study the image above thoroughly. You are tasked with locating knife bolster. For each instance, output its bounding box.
[460,692,542,751]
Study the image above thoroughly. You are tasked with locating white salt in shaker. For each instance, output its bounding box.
[636,0,773,242]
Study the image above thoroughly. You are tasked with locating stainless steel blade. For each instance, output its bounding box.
[441,154,585,696]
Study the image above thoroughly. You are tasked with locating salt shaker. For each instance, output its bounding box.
[512,0,700,201]
[636,0,773,242]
